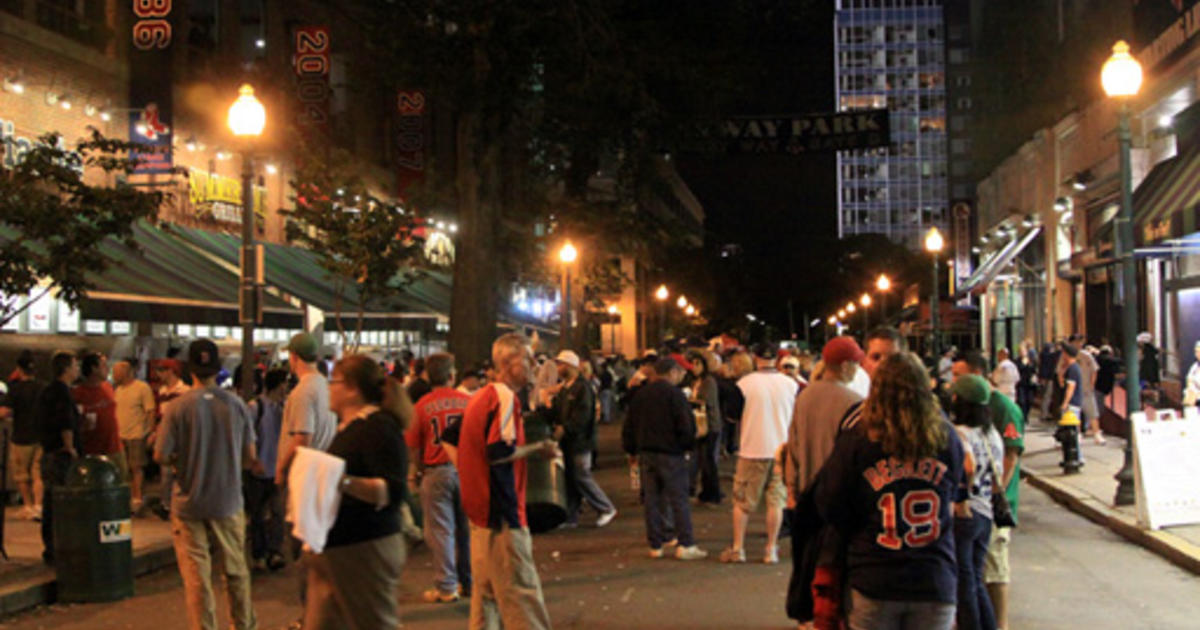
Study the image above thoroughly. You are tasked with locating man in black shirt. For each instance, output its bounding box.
[622,357,706,560]
[550,351,616,528]
[38,351,81,564]
[8,351,45,520]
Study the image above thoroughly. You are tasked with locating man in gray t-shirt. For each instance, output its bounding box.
[154,340,258,630]
[276,333,336,483]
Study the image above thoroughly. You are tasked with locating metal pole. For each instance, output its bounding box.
[880,292,887,324]
[560,265,570,350]
[610,315,616,355]
[239,152,256,401]
[931,253,940,357]
[863,303,870,339]
[1114,103,1141,507]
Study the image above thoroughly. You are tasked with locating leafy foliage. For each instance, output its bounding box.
[282,145,426,349]
[0,130,173,326]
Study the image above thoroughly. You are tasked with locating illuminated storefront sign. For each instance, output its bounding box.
[188,169,266,225]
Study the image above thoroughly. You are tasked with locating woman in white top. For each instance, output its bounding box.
[990,347,1020,401]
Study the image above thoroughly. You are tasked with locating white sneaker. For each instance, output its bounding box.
[1093,432,1107,445]
[763,547,779,564]
[596,509,618,528]
[675,545,708,561]
[648,547,666,559]
[18,506,36,521]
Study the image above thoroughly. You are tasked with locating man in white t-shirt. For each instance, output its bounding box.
[276,333,336,483]
[721,348,798,564]
[991,347,1020,401]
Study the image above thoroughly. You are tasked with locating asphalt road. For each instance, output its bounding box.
[3,425,1199,629]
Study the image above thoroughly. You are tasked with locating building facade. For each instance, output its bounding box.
[834,0,952,251]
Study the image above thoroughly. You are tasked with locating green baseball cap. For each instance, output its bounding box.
[951,373,991,405]
[287,333,320,362]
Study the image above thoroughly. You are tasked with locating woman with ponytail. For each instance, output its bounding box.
[303,355,413,630]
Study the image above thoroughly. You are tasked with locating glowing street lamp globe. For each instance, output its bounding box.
[1101,41,1143,98]
[846,302,856,314]
[925,227,945,253]
[876,274,891,292]
[861,293,872,307]
[677,296,688,309]
[655,285,669,301]
[227,84,266,137]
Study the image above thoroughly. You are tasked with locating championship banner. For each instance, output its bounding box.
[293,26,330,128]
[129,0,175,174]
[953,201,973,304]
[396,90,428,195]
[701,109,891,155]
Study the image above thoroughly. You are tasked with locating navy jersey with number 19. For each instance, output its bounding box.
[814,421,965,604]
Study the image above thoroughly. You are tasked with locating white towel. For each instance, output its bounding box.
[287,446,346,554]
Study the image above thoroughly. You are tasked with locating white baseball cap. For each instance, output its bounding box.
[555,350,581,369]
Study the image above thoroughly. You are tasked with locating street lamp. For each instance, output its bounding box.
[558,241,578,349]
[925,226,945,357]
[685,305,696,317]
[876,274,891,321]
[677,295,688,309]
[654,284,669,347]
[1103,39,1143,507]
[607,304,619,355]
[228,84,266,400]
[861,293,872,334]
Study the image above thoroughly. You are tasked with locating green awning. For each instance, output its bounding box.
[1133,145,1200,247]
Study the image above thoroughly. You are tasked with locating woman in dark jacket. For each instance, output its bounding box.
[688,351,723,505]
[304,355,414,630]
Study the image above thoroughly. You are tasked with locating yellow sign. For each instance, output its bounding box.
[1143,218,1172,244]
[188,168,267,223]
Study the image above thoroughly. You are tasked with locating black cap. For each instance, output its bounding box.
[16,350,34,372]
[188,339,221,377]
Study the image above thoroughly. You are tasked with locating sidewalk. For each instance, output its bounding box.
[1021,417,1200,574]
[0,503,175,616]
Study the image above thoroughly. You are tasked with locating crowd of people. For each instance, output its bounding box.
[9,320,1160,630]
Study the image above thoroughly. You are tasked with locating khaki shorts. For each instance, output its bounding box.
[984,525,1012,584]
[123,438,149,471]
[10,443,41,484]
[733,457,787,513]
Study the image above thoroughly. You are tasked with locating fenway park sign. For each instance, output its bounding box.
[713,109,891,154]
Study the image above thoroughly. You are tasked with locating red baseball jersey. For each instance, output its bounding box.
[406,387,470,467]
[455,383,527,530]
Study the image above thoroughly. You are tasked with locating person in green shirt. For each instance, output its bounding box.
[953,350,1024,630]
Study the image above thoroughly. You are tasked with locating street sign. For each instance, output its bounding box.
[704,109,891,155]
[1132,407,1200,530]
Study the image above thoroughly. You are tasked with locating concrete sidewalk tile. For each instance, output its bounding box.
[1022,424,1200,576]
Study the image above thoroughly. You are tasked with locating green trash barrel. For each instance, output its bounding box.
[53,455,134,603]
[524,415,568,533]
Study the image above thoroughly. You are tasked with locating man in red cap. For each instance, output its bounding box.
[784,335,866,625]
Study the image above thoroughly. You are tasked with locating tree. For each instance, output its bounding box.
[0,130,173,326]
[283,146,427,351]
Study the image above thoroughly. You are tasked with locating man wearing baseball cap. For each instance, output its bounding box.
[784,335,866,623]
[276,333,336,484]
[156,340,259,630]
[550,350,616,528]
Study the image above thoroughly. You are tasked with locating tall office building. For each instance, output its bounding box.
[834,0,954,251]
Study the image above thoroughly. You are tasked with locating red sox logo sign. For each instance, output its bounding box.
[132,0,172,50]
[136,103,169,140]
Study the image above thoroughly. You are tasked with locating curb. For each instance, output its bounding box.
[1023,469,1200,575]
[0,541,177,618]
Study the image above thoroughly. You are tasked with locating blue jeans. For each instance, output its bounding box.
[421,465,472,595]
[564,450,615,524]
[40,450,73,563]
[954,513,996,630]
[848,589,955,630]
[639,452,694,548]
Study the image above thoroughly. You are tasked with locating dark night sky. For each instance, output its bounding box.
[674,1,837,336]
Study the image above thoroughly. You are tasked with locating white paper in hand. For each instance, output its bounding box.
[288,446,346,553]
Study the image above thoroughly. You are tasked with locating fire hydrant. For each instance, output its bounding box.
[1055,409,1083,474]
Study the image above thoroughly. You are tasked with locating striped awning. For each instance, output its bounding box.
[1133,146,1200,247]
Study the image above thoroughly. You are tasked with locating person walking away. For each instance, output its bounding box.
[150,359,191,521]
[303,356,412,630]
[1037,343,1060,421]
[949,375,1002,630]
[154,340,259,630]
[990,348,1019,402]
[408,357,433,405]
[1059,344,1084,445]
[1015,341,1038,423]
[245,369,288,572]
[949,353,1026,630]
[36,352,81,564]
[449,333,558,629]
[1071,337,1103,444]
[690,351,724,506]
[783,337,865,626]
[8,351,44,521]
[113,359,157,513]
[721,347,798,564]
[1137,332,1160,391]
[622,357,708,560]
[814,353,966,630]
[72,353,127,481]
[1095,345,1119,412]
[405,353,473,603]
[550,351,617,527]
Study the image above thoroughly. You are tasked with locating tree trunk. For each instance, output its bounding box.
[448,109,500,368]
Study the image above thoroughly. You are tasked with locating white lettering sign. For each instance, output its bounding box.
[1133,408,1200,529]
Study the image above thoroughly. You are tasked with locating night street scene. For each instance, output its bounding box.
[3,1,1200,629]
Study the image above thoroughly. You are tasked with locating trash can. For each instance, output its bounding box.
[53,455,134,602]
[524,416,568,533]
